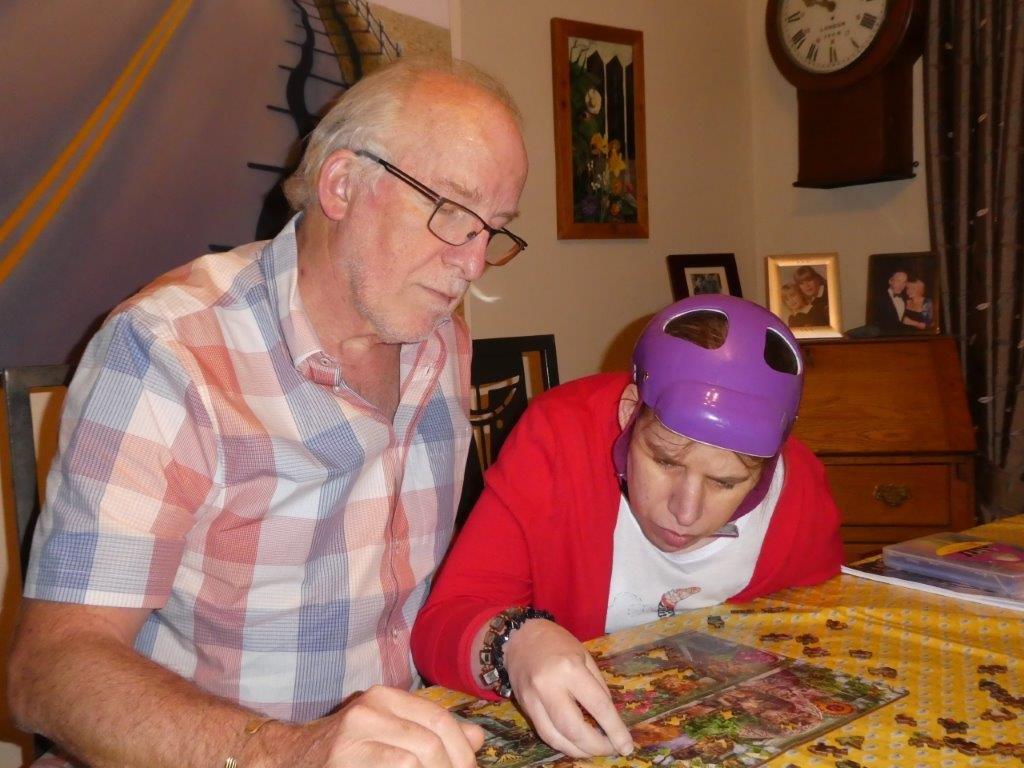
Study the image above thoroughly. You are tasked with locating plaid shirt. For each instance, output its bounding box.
[25,217,472,742]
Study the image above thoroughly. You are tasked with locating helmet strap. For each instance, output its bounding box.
[725,453,780,524]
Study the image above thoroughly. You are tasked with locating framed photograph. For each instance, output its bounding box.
[865,251,940,335]
[765,253,843,339]
[667,253,743,300]
[551,18,648,240]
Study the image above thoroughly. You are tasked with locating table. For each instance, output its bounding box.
[421,515,1024,766]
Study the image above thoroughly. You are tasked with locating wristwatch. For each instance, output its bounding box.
[478,606,555,698]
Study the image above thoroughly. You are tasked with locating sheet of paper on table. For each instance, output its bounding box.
[842,555,1024,613]
[453,630,905,767]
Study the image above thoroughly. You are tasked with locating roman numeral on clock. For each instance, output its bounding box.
[791,29,807,48]
[807,43,819,62]
[786,11,804,23]
[861,13,878,29]
[829,46,838,65]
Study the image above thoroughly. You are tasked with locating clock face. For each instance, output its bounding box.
[777,0,890,74]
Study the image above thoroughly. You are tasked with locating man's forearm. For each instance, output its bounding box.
[8,603,305,768]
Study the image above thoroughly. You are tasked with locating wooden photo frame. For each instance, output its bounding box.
[765,253,843,339]
[551,18,648,239]
[667,253,742,300]
[865,251,941,335]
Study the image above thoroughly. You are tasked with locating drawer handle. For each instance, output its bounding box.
[874,483,910,508]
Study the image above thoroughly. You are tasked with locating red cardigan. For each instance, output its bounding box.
[411,373,843,699]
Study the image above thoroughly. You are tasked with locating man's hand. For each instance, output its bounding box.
[268,686,485,768]
[501,620,633,759]
[8,601,483,768]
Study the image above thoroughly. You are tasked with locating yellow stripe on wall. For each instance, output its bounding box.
[0,0,193,285]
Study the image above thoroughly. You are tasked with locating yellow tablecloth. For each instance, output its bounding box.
[422,515,1024,766]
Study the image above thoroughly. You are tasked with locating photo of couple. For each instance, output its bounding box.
[779,265,829,329]
[866,253,940,335]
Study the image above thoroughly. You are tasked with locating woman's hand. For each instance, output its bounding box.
[502,619,634,759]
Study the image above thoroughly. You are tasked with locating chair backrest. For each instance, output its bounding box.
[456,335,559,528]
[2,365,73,579]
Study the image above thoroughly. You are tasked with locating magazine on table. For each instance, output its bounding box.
[452,630,905,767]
[842,553,1024,613]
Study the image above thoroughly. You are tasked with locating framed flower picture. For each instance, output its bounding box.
[765,253,843,339]
[551,18,649,239]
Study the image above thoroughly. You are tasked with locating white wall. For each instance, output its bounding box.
[458,0,931,382]
[744,2,930,329]
[459,0,759,380]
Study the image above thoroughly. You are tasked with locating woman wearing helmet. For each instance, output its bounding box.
[411,295,843,760]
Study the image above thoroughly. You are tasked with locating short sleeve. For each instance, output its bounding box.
[25,310,218,608]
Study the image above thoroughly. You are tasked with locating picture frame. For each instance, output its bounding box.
[551,18,649,239]
[667,253,743,300]
[765,253,843,339]
[865,251,941,335]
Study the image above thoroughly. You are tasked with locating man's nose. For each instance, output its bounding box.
[442,237,487,282]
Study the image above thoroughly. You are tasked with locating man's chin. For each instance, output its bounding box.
[375,312,450,344]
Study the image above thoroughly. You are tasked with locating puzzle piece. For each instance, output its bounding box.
[937,717,968,734]
[981,706,1017,722]
[908,731,942,749]
[808,741,847,757]
[836,734,865,750]
[867,666,897,679]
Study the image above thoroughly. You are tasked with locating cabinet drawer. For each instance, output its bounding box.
[825,463,952,526]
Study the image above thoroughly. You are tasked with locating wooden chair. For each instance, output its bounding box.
[2,364,73,579]
[456,335,559,529]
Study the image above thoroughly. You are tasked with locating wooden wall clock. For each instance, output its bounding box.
[765,0,926,188]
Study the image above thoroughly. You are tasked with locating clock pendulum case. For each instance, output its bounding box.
[765,0,926,188]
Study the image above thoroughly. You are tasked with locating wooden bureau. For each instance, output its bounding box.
[791,336,976,562]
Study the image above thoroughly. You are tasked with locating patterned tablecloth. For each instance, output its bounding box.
[420,515,1024,767]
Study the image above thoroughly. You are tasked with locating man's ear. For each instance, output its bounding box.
[618,384,640,430]
[317,149,358,221]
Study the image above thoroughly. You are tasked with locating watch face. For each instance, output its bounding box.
[777,0,890,74]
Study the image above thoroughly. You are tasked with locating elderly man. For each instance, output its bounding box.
[8,58,528,768]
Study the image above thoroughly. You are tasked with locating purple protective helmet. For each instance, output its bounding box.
[613,294,804,481]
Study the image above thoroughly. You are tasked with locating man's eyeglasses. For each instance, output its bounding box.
[355,150,526,266]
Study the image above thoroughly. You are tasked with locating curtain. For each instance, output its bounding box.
[924,0,1024,519]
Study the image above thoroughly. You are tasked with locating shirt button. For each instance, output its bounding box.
[318,354,331,366]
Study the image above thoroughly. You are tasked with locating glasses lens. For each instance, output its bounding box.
[484,232,520,266]
[429,201,480,246]
[427,201,523,266]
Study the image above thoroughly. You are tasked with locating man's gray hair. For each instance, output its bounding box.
[283,57,522,211]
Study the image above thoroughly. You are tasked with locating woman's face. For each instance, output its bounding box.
[782,290,804,311]
[618,387,763,553]
[906,279,925,299]
[797,277,818,298]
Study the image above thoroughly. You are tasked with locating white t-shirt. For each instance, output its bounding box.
[605,456,785,634]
